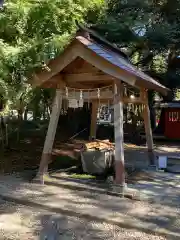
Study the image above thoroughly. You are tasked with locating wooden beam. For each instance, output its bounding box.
[83,97,145,103]
[90,99,113,104]
[122,97,145,104]
[63,57,86,73]
[30,41,81,87]
[65,82,96,89]
[36,74,66,88]
[64,73,115,82]
[36,89,63,183]
[90,100,98,140]
[113,81,126,188]
[141,89,155,165]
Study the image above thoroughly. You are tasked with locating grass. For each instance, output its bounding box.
[69,173,96,179]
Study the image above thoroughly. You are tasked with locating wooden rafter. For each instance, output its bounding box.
[64,73,115,82]
[62,57,99,74]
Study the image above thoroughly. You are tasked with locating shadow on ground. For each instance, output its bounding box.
[0,171,179,239]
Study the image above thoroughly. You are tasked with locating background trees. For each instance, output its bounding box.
[0,0,180,133]
[0,0,105,118]
[94,0,180,98]
[93,0,180,129]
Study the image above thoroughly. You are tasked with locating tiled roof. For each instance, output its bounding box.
[76,35,168,93]
[77,24,129,60]
[31,25,169,94]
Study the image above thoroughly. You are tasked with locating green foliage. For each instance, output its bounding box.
[94,0,180,99]
[0,0,105,115]
[2,0,180,111]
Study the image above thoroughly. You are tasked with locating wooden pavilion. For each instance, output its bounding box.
[30,26,169,185]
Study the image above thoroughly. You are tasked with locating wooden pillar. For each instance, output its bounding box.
[36,89,62,183]
[113,81,125,186]
[89,100,98,140]
[141,89,155,165]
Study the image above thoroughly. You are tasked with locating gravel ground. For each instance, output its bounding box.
[0,199,167,240]
[0,172,179,240]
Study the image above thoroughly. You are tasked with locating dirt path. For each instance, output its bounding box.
[0,199,168,240]
[1,138,180,239]
[0,173,179,239]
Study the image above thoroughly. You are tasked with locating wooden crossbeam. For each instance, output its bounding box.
[64,73,115,82]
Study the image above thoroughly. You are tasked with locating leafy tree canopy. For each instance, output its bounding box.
[94,0,180,97]
[1,0,180,114]
[0,0,105,113]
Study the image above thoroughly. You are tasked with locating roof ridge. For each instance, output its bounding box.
[76,23,129,60]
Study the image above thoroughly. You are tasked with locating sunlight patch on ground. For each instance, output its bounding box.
[157,146,180,153]
[124,143,146,149]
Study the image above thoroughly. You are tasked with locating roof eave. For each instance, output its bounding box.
[136,77,170,96]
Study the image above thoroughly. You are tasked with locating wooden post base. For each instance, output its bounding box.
[114,161,125,185]
[114,161,126,196]
[33,153,51,184]
[148,150,155,166]
[32,173,50,184]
